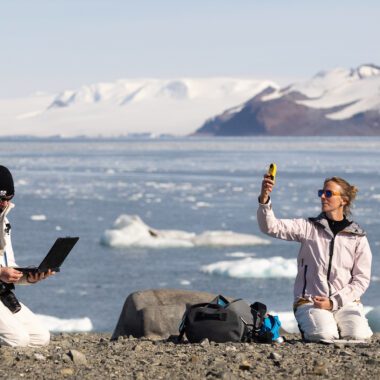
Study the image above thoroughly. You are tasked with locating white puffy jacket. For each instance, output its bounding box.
[0,203,28,284]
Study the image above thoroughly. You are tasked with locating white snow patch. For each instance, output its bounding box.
[260,65,380,121]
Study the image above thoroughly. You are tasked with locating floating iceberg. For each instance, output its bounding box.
[36,314,93,332]
[201,256,297,278]
[101,214,270,248]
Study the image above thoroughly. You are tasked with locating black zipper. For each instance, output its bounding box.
[302,265,308,298]
[326,237,335,297]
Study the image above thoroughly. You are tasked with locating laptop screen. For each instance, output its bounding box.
[38,237,79,272]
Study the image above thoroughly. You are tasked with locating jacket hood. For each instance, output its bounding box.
[308,213,366,237]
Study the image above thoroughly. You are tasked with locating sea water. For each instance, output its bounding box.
[1,137,379,332]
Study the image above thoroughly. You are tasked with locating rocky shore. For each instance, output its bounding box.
[0,333,379,379]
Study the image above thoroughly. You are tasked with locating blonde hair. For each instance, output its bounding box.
[324,177,358,216]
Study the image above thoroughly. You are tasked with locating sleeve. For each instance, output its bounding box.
[4,223,30,285]
[330,236,372,311]
[257,198,309,242]
[4,224,17,267]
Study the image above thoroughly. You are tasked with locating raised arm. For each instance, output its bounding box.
[257,174,309,242]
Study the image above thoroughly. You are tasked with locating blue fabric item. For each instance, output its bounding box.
[217,298,227,307]
[260,315,281,341]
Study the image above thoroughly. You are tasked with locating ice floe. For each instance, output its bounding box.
[30,214,47,221]
[225,252,256,258]
[101,214,270,248]
[201,257,297,278]
[36,314,93,332]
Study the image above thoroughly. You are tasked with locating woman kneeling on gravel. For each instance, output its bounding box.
[257,173,373,342]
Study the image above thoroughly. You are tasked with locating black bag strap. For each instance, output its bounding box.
[248,301,269,342]
[178,314,187,342]
[250,301,267,329]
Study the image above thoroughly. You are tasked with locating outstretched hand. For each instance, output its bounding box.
[260,174,275,204]
[313,296,333,310]
[27,269,55,284]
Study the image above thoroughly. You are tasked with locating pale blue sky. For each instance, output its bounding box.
[1,0,379,97]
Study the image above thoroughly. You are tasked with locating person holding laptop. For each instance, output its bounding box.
[0,165,54,347]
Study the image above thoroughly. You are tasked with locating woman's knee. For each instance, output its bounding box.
[336,303,373,340]
[340,324,373,340]
[296,305,339,342]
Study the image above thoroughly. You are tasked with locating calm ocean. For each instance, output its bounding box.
[2,137,379,331]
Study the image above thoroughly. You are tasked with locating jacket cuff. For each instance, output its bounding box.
[330,294,342,311]
[258,196,271,207]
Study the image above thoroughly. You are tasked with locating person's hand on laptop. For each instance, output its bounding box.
[26,269,55,284]
[0,267,23,283]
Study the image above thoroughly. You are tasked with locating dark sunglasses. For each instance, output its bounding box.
[318,189,341,198]
[0,194,14,202]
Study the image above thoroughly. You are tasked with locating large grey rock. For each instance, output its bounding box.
[111,288,221,340]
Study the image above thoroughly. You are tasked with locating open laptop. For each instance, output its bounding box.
[17,237,79,275]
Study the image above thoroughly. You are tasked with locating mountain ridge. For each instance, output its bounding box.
[195,64,380,136]
[0,78,277,137]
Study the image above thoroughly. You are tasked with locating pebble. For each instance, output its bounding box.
[200,338,210,347]
[33,353,46,361]
[269,352,282,361]
[339,350,354,356]
[313,360,329,376]
[68,349,88,365]
[239,360,252,371]
[60,368,74,376]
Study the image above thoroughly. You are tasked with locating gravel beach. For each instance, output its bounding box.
[0,333,379,379]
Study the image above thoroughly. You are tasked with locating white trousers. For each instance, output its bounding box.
[0,301,50,347]
[295,301,373,342]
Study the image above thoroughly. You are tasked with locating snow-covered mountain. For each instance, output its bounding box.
[195,64,380,136]
[0,78,277,137]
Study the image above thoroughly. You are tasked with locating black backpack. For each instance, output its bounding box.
[178,295,271,343]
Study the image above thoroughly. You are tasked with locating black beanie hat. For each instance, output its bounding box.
[0,166,14,197]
